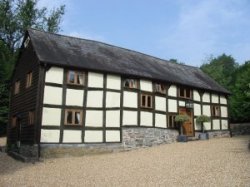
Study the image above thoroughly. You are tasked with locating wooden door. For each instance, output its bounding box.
[179,107,193,136]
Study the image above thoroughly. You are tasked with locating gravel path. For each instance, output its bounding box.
[0,136,249,187]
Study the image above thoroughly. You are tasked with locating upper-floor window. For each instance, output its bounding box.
[140,93,153,109]
[14,80,20,94]
[28,111,35,125]
[65,109,83,125]
[67,71,85,85]
[211,105,220,117]
[26,72,33,88]
[124,79,138,89]
[179,87,192,99]
[154,83,166,94]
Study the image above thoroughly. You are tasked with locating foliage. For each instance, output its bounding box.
[175,115,190,123]
[196,115,210,124]
[169,58,185,65]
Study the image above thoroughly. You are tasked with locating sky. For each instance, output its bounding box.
[38,0,250,67]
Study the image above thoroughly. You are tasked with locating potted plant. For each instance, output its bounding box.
[175,114,190,142]
[196,115,210,140]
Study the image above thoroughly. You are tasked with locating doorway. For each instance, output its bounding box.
[179,107,194,136]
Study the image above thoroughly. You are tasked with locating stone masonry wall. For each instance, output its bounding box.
[230,123,250,136]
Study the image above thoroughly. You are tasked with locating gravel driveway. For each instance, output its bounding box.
[0,136,249,187]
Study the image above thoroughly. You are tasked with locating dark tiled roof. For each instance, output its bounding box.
[27,29,230,94]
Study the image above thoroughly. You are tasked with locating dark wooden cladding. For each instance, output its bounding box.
[8,42,40,145]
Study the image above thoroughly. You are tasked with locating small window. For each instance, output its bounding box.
[211,106,220,117]
[168,115,178,128]
[11,116,17,128]
[26,72,33,88]
[179,87,192,99]
[65,109,82,125]
[124,79,138,89]
[67,71,85,85]
[14,81,20,94]
[28,111,35,125]
[155,83,166,94]
[140,94,152,108]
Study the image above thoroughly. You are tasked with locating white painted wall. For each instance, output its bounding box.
[213,119,220,130]
[106,110,120,127]
[168,99,177,113]
[42,107,61,126]
[84,131,103,143]
[122,110,137,126]
[194,103,201,116]
[202,93,210,103]
[106,75,121,90]
[221,120,228,130]
[88,72,103,88]
[66,89,84,106]
[221,106,228,117]
[155,113,167,128]
[140,111,153,126]
[202,105,211,116]
[220,96,227,105]
[43,86,62,105]
[123,91,138,108]
[45,67,63,84]
[203,122,211,130]
[211,94,219,103]
[87,91,103,108]
[140,80,153,92]
[155,96,166,111]
[85,110,103,127]
[193,90,201,101]
[168,85,177,97]
[194,118,201,130]
[178,100,185,107]
[40,129,60,143]
[63,130,82,143]
[106,130,120,142]
[106,92,120,108]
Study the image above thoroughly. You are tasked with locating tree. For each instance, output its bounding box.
[0,0,65,136]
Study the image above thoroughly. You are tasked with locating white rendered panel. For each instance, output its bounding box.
[140,111,153,126]
[202,105,211,116]
[40,130,60,143]
[221,106,228,117]
[194,103,201,116]
[155,96,166,111]
[194,118,201,130]
[220,96,227,104]
[168,85,177,97]
[107,75,121,90]
[168,99,177,113]
[63,130,81,143]
[123,110,137,126]
[84,131,103,143]
[106,110,120,127]
[123,91,138,108]
[106,92,120,108]
[42,107,61,126]
[202,93,210,103]
[221,120,228,130]
[88,72,103,88]
[87,91,103,108]
[43,86,62,105]
[179,101,185,107]
[212,94,219,103]
[45,67,63,84]
[213,119,220,130]
[66,89,84,106]
[155,113,167,128]
[140,80,153,92]
[203,122,211,130]
[85,110,103,127]
[106,130,120,142]
[193,90,200,101]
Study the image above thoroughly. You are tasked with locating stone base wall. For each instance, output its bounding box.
[230,123,250,136]
[194,131,231,139]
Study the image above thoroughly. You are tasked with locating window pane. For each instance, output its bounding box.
[180,88,185,97]
[67,111,73,124]
[186,88,191,98]
[147,96,151,107]
[169,116,172,128]
[75,112,81,124]
[124,79,130,87]
[68,71,75,83]
[77,74,84,85]
[142,95,146,106]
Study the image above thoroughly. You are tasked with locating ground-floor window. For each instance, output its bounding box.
[65,109,83,125]
[168,115,178,128]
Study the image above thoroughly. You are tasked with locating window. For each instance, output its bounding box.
[155,83,166,94]
[65,109,82,125]
[14,81,20,94]
[211,106,220,117]
[28,111,35,125]
[179,87,192,99]
[11,116,17,128]
[124,79,138,89]
[168,115,178,128]
[141,94,153,108]
[67,71,85,85]
[26,72,33,88]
